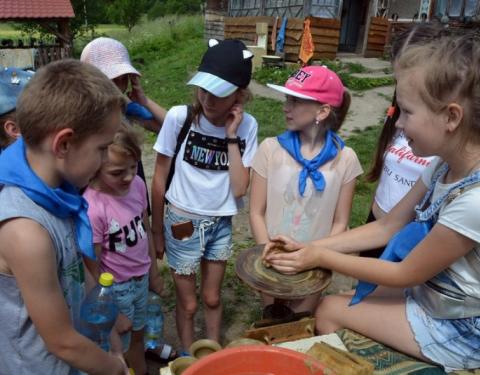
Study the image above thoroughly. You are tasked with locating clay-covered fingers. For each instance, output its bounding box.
[264,250,304,275]
[262,235,304,259]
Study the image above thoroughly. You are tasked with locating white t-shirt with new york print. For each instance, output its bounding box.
[153,105,258,216]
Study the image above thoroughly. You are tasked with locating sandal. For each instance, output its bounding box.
[145,343,178,364]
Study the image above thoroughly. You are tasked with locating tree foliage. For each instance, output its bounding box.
[147,0,203,20]
[107,0,147,32]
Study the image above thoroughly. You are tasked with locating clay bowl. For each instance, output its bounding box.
[189,339,222,359]
[169,356,197,375]
[225,338,266,348]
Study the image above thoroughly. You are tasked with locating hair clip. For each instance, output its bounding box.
[386,105,396,118]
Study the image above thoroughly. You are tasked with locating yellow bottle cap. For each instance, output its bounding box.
[129,368,135,375]
[99,272,114,287]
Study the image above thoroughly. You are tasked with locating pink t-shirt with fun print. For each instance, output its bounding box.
[84,176,151,282]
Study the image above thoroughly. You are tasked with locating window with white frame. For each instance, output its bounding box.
[434,0,479,17]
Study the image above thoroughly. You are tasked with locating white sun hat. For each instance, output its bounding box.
[80,37,140,79]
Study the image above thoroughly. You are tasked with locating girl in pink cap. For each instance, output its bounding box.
[250,65,363,313]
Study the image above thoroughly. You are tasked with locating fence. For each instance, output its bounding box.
[0,39,71,70]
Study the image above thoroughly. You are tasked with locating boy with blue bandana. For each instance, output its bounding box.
[0,60,129,375]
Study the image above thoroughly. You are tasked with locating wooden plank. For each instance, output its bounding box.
[311,36,339,46]
[312,44,338,53]
[367,36,386,44]
[224,16,273,26]
[308,17,341,29]
[368,29,387,37]
[286,30,303,40]
[224,32,256,40]
[226,25,256,32]
[370,17,389,26]
[369,24,388,32]
[366,44,386,52]
[283,45,300,54]
[310,28,340,38]
[286,18,304,29]
[284,35,303,44]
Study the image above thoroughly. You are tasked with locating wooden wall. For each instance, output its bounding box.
[224,16,341,61]
[205,10,226,41]
[364,16,389,58]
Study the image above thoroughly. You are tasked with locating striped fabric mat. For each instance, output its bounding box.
[336,329,480,375]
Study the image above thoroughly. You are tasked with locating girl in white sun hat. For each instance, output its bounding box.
[151,39,258,353]
[81,37,165,133]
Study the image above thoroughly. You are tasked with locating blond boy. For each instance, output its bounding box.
[0,60,128,374]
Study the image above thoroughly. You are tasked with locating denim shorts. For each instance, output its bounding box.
[164,205,233,275]
[111,273,149,352]
[405,290,480,372]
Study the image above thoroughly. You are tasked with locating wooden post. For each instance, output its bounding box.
[58,19,72,54]
[303,0,312,17]
[260,0,266,16]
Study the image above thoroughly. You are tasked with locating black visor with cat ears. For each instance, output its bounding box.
[187,39,253,97]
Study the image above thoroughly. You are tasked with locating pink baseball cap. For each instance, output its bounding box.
[80,37,140,80]
[267,65,345,107]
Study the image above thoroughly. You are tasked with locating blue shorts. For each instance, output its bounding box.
[111,274,149,352]
[164,206,233,275]
[405,291,480,372]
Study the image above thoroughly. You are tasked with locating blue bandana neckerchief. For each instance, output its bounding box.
[349,220,433,305]
[0,138,95,259]
[350,162,480,305]
[277,129,345,196]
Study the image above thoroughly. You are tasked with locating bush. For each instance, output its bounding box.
[147,0,202,20]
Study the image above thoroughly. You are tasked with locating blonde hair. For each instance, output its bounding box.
[109,122,143,162]
[191,87,252,125]
[16,59,126,147]
[395,32,480,145]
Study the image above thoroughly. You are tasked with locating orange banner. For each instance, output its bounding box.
[299,18,314,65]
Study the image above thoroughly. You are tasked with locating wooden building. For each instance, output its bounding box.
[205,0,480,61]
[0,0,75,68]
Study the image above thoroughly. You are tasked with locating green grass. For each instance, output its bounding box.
[253,60,393,92]
[345,125,381,228]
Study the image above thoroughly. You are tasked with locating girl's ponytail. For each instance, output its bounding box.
[325,90,351,133]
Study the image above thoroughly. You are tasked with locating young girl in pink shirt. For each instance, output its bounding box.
[83,125,166,374]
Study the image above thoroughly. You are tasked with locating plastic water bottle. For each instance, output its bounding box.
[144,292,164,350]
[80,272,119,352]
